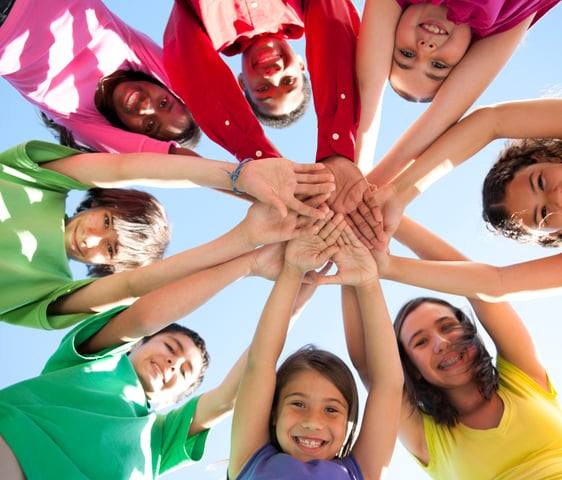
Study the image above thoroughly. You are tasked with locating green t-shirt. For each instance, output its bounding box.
[0,140,95,329]
[0,309,209,479]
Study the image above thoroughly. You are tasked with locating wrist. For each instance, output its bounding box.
[282,261,306,279]
[228,158,253,194]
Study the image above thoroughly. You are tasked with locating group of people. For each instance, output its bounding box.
[1,0,562,479]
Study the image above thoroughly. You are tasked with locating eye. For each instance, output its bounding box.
[145,119,155,133]
[541,206,548,222]
[326,406,339,414]
[399,49,415,59]
[291,401,305,408]
[104,214,110,229]
[159,96,168,109]
[431,61,448,69]
[282,76,296,86]
[106,243,114,259]
[165,342,175,354]
[413,337,427,348]
[537,173,545,191]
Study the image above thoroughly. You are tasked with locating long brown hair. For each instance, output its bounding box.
[394,298,498,426]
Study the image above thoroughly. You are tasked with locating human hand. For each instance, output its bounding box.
[251,242,287,280]
[237,158,335,219]
[316,225,378,287]
[320,156,368,214]
[347,184,404,251]
[285,213,345,274]
[243,201,327,246]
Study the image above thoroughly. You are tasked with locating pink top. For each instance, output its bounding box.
[0,0,177,153]
[396,0,560,41]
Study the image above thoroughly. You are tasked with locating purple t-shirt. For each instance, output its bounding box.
[235,443,364,480]
[0,0,176,154]
[396,0,559,41]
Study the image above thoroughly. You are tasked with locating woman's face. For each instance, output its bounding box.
[390,4,471,101]
[504,160,562,234]
[111,80,192,140]
[273,369,349,462]
[399,302,474,389]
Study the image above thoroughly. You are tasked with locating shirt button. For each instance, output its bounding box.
[255,150,263,157]
[340,93,346,100]
[225,120,230,126]
[250,1,258,7]
[332,133,339,140]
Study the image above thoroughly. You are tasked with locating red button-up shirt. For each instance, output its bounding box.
[164,0,360,162]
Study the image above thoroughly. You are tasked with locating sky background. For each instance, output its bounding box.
[1,1,562,478]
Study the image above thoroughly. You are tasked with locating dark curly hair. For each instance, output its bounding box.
[73,188,170,277]
[482,138,562,247]
[270,345,359,458]
[394,297,498,427]
[94,69,201,148]
[244,74,311,129]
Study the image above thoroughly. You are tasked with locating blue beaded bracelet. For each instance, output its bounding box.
[229,157,253,194]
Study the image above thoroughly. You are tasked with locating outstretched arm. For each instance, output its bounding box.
[322,227,402,479]
[368,16,533,186]
[228,214,344,480]
[355,0,402,171]
[375,217,562,301]
[50,201,316,315]
[391,217,547,388]
[364,98,562,242]
[42,152,334,219]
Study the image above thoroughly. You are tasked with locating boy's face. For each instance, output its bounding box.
[390,4,471,101]
[64,207,119,265]
[129,332,205,407]
[239,37,305,116]
[112,80,192,140]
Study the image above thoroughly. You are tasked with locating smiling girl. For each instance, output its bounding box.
[228,215,402,479]
[355,0,558,183]
[344,217,562,478]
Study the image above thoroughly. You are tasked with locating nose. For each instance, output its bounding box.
[547,185,562,207]
[432,334,450,354]
[166,355,184,372]
[262,63,282,80]
[418,39,435,49]
[137,96,155,115]
[301,409,323,430]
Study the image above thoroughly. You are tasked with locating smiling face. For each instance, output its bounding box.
[399,302,475,389]
[272,369,349,462]
[503,160,562,235]
[239,37,305,116]
[64,207,119,265]
[390,4,471,101]
[112,80,192,140]
[128,332,204,407]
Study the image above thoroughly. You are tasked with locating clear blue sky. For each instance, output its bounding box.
[1,1,561,479]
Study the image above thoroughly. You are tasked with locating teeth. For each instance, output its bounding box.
[296,437,323,448]
[421,23,447,34]
[439,354,462,369]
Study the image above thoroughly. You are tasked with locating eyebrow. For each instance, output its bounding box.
[284,392,347,408]
[406,316,454,348]
[393,56,448,82]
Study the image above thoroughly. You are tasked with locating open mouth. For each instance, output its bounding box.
[253,53,282,68]
[438,352,464,369]
[124,88,142,113]
[420,22,448,35]
[294,436,326,450]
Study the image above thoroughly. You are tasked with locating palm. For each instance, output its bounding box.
[332,241,376,286]
[245,202,299,245]
[286,235,332,273]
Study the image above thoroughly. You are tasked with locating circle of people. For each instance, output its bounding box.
[1,0,561,479]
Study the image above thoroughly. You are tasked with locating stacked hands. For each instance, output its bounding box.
[241,154,398,253]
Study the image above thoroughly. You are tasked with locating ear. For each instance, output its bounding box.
[237,73,246,92]
[297,55,305,72]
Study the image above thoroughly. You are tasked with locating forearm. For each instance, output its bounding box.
[43,151,244,190]
[50,221,259,314]
[341,285,369,386]
[356,280,402,388]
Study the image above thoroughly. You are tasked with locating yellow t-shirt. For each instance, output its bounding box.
[419,356,562,479]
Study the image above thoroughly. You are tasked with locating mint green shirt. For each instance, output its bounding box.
[0,140,95,329]
[0,309,209,479]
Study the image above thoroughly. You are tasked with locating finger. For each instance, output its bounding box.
[322,216,347,246]
[292,162,333,176]
[346,211,376,248]
[294,181,335,196]
[315,273,343,286]
[317,244,340,264]
[297,192,332,209]
[287,198,329,219]
[346,214,376,249]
